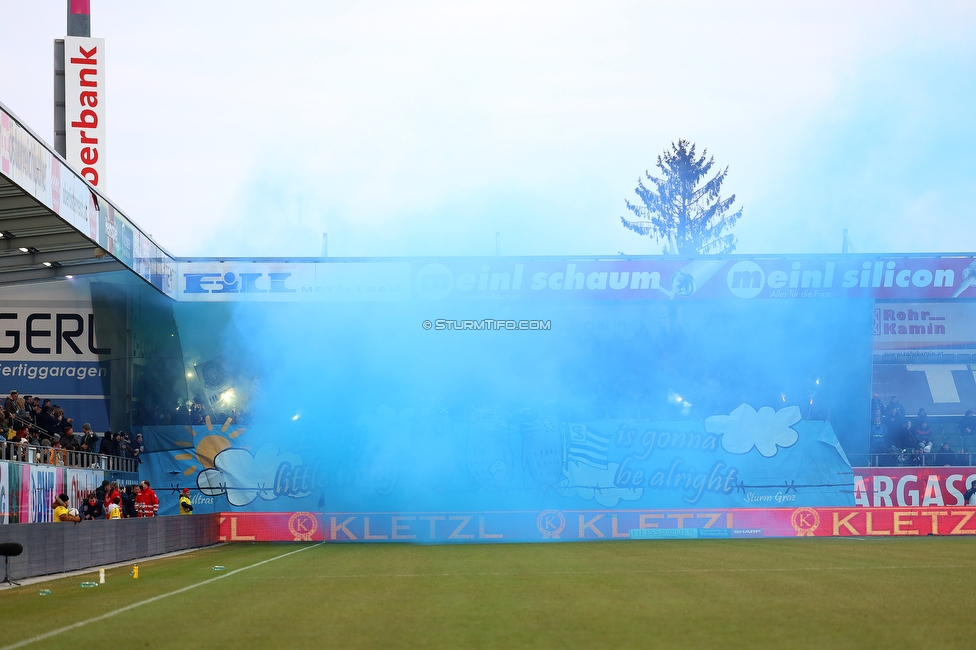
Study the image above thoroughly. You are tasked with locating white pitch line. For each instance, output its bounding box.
[309,564,976,579]
[0,543,323,650]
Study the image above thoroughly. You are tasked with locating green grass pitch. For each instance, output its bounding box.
[2,538,975,649]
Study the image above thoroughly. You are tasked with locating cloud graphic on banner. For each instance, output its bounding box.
[704,404,801,457]
[557,461,642,507]
[196,444,303,507]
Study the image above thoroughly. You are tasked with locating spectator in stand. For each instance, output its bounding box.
[61,425,78,447]
[98,431,116,457]
[132,433,145,463]
[958,447,971,467]
[119,433,136,461]
[959,410,976,438]
[0,407,12,436]
[48,437,65,466]
[53,408,73,435]
[3,390,23,415]
[190,401,206,425]
[871,394,884,418]
[80,424,97,451]
[82,493,104,520]
[964,479,976,505]
[885,396,906,436]
[913,419,934,447]
[139,480,159,517]
[27,401,40,426]
[909,442,928,467]
[935,442,956,466]
[870,412,888,464]
[36,405,56,435]
[52,493,81,523]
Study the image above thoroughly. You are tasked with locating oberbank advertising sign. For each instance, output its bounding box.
[178,257,976,302]
[0,280,111,428]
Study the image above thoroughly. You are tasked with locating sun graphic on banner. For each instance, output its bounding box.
[173,415,246,475]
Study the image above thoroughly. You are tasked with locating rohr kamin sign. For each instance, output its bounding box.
[63,36,105,188]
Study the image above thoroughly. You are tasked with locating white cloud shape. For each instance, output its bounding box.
[556,461,642,507]
[705,404,801,457]
[196,444,305,507]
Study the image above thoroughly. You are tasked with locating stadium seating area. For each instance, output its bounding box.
[0,389,139,472]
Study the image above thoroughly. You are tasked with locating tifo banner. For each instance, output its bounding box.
[853,468,976,508]
[141,412,855,523]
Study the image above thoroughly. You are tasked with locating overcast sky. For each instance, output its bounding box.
[1,1,974,258]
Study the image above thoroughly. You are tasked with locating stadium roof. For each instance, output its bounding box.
[0,172,124,285]
[1,100,172,295]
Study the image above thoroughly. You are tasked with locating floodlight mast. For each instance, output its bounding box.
[67,0,91,37]
[55,1,92,157]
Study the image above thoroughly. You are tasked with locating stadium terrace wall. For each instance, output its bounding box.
[125,255,976,542]
[0,514,219,580]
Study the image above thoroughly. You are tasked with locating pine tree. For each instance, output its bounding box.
[621,139,742,255]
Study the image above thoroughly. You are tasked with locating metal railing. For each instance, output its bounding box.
[0,440,138,473]
[851,452,975,468]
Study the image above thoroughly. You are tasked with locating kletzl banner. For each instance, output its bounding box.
[310,507,976,544]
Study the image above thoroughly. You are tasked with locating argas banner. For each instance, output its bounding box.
[853,468,976,508]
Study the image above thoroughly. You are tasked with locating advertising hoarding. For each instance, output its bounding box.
[63,36,106,189]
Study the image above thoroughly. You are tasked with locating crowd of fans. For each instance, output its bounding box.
[870,394,976,466]
[0,389,143,466]
[53,479,167,522]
